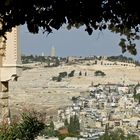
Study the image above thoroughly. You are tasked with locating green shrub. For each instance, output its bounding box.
[94,70,106,76]
[16,112,45,140]
[0,112,45,140]
[68,70,75,77]
[59,72,67,78]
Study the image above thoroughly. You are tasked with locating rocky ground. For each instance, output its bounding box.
[9,64,140,119]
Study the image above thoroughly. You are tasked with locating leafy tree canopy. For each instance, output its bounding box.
[0,0,140,55]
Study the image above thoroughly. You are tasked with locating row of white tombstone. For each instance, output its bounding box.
[0,26,22,123]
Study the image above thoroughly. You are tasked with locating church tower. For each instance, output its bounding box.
[0,26,22,123]
[0,26,22,82]
[51,46,56,57]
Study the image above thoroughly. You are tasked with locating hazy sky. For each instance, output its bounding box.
[20,25,140,60]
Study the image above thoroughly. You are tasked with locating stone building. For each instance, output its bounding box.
[0,26,22,123]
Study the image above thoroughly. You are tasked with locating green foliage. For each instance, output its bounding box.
[107,55,134,63]
[40,121,56,137]
[71,96,78,103]
[21,55,60,66]
[56,76,62,82]
[0,112,45,140]
[0,123,18,140]
[68,116,74,134]
[50,121,55,130]
[119,39,137,55]
[52,71,68,82]
[68,70,75,77]
[52,76,62,82]
[1,1,140,55]
[127,134,139,140]
[64,119,69,128]
[94,70,106,77]
[57,134,67,140]
[98,128,139,140]
[63,115,80,137]
[54,58,60,66]
[79,71,82,76]
[46,57,50,66]
[133,84,140,104]
[16,113,44,140]
[22,66,32,71]
[134,93,140,104]
[41,126,56,137]
[59,72,67,78]
[52,76,58,81]
[67,115,80,135]
[21,55,46,63]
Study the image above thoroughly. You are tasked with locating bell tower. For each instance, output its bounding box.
[0,26,22,123]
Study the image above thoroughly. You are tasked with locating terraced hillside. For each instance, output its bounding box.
[9,64,140,118]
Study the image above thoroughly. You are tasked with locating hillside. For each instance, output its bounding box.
[9,64,140,118]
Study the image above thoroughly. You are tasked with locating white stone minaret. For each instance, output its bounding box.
[1,26,22,81]
[0,26,22,124]
[51,46,56,57]
[4,27,21,65]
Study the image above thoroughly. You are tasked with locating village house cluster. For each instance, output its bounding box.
[67,56,136,67]
[56,84,140,139]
